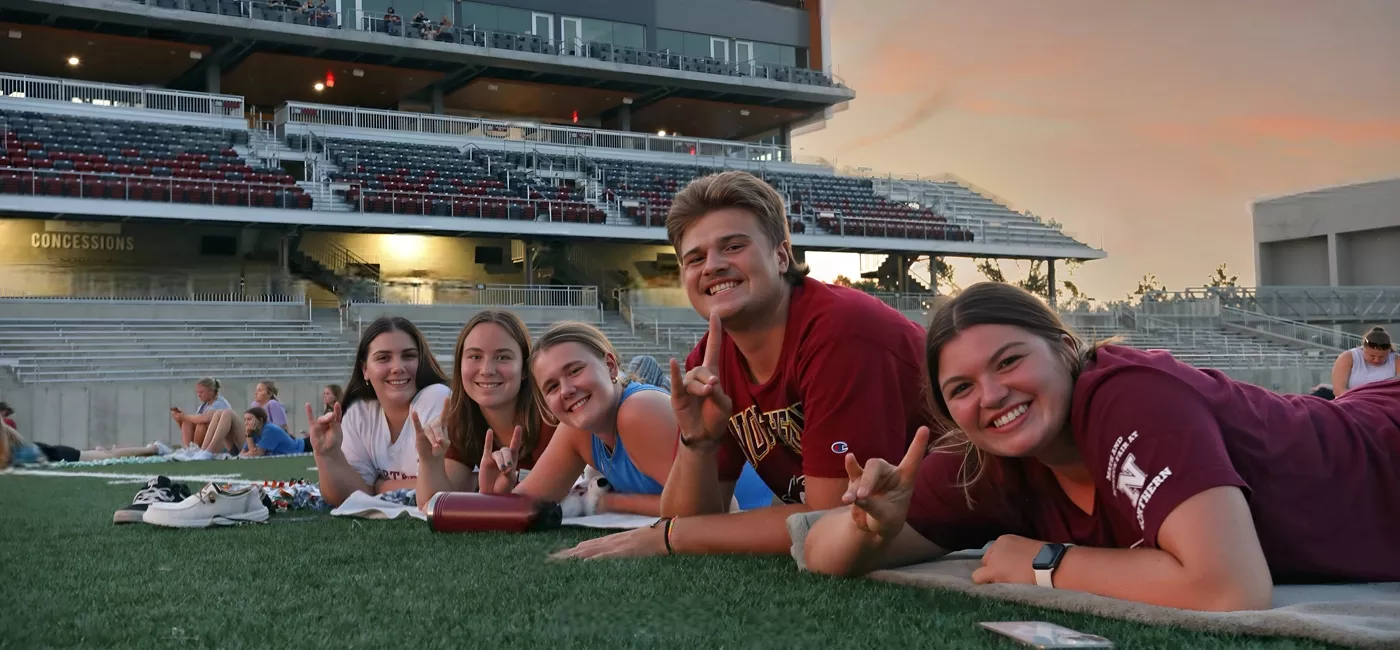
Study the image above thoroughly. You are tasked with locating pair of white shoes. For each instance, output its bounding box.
[169,444,231,462]
[142,483,269,528]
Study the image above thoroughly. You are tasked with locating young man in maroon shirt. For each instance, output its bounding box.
[554,170,928,559]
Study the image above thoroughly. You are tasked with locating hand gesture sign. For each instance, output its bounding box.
[842,426,931,543]
[306,401,344,455]
[670,309,733,450]
[477,426,523,494]
[411,397,451,462]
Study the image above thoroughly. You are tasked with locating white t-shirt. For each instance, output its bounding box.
[340,383,450,487]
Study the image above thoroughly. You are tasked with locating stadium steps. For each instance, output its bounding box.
[301,180,350,212]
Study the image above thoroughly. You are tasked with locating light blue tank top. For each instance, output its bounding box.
[589,382,666,495]
[1349,347,1398,390]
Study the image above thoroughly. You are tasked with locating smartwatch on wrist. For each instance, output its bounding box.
[1032,542,1072,588]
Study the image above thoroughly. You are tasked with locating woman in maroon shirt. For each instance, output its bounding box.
[804,282,1400,611]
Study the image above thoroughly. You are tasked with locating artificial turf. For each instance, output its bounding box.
[0,458,1338,649]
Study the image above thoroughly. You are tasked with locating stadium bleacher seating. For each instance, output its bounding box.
[0,317,352,383]
[0,109,311,209]
[323,139,606,223]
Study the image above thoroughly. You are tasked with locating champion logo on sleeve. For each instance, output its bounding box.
[831,441,849,454]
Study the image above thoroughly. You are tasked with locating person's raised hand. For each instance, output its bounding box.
[307,401,344,455]
[842,427,930,543]
[412,396,451,463]
[486,425,524,493]
[671,309,733,450]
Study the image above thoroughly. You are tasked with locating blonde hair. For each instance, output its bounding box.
[666,170,809,285]
[258,380,279,398]
[196,377,221,394]
[528,321,630,427]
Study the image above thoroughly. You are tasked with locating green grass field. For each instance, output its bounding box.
[0,457,1336,649]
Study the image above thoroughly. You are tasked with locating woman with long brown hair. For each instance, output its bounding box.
[414,310,556,505]
[804,282,1400,611]
[308,315,449,507]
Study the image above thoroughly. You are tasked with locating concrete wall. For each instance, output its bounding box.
[301,231,524,284]
[3,379,341,448]
[0,298,306,321]
[1253,177,1400,286]
[1258,236,1330,287]
[347,303,601,326]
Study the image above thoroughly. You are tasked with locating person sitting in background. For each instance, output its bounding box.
[415,310,556,507]
[1331,326,1400,395]
[309,316,450,507]
[322,384,344,414]
[250,380,289,430]
[240,406,307,457]
[384,7,402,35]
[1,402,17,431]
[469,321,677,517]
[803,282,1400,611]
[2,421,170,467]
[171,377,235,456]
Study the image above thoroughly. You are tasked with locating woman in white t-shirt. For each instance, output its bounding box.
[307,316,450,507]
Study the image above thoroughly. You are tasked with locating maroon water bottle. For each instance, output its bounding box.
[424,492,562,533]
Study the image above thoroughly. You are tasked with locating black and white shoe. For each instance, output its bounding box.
[113,476,192,524]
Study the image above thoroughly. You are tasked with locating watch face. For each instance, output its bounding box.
[1032,543,1065,570]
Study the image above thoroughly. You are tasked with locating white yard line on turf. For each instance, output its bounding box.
[6,468,254,484]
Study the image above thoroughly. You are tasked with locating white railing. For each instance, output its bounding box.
[0,73,244,118]
[277,102,792,164]
[0,267,305,303]
[1221,306,1364,350]
[370,282,598,308]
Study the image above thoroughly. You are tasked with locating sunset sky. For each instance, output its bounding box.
[796,0,1400,302]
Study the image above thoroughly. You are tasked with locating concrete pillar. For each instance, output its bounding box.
[618,103,632,132]
[524,242,535,286]
[777,123,792,148]
[1326,232,1340,287]
[1047,259,1057,309]
[896,254,908,293]
[204,62,221,94]
[431,84,445,114]
[929,256,939,295]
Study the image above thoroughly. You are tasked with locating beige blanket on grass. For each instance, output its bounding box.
[786,511,1400,649]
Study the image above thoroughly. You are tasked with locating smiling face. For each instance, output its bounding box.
[532,341,618,431]
[460,322,523,412]
[363,329,420,408]
[678,207,790,324]
[936,324,1076,460]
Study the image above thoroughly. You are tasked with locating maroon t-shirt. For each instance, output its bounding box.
[685,277,928,504]
[445,420,557,471]
[907,345,1400,583]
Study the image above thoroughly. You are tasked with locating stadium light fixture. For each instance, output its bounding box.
[657,130,667,137]
[66,56,80,67]
[314,82,325,92]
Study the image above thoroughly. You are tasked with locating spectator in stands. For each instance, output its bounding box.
[323,384,343,414]
[488,321,679,517]
[1330,326,1399,396]
[552,171,926,560]
[0,402,15,431]
[312,0,333,27]
[414,310,555,506]
[384,7,402,36]
[171,377,235,454]
[3,421,171,467]
[241,406,308,457]
[307,316,450,507]
[410,10,428,37]
[434,17,454,42]
[803,282,1400,610]
[250,381,289,430]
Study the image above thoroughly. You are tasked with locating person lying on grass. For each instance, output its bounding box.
[240,406,310,457]
[414,310,556,507]
[416,321,678,517]
[553,171,928,559]
[803,282,1400,612]
[2,422,168,466]
[308,315,450,507]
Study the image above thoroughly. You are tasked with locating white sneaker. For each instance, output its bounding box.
[184,449,216,462]
[151,441,174,456]
[142,483,269,528]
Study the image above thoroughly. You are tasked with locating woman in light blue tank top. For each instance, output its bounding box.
[505,322,679,517]
[1332,327,1400,396]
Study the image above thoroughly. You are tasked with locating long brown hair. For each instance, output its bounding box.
[342,316,448,411]
[445,310,544,465]
[924,282,1113,502]
[528,321,631,427]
